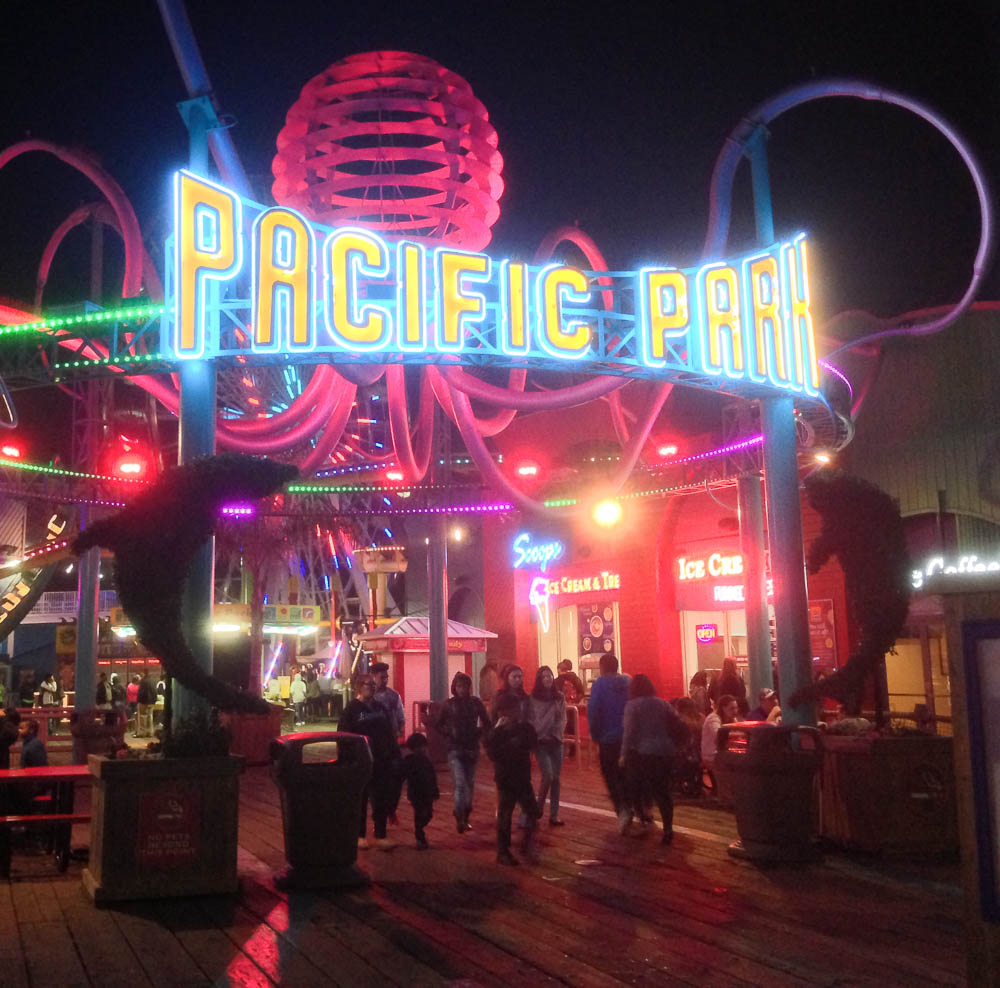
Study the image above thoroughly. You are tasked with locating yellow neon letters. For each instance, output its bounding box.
[324,229,391,350]
[537,265,592,359]
[436,249,490,351]
[696,263,743,377]
[252,208,314,352]
[171,172,822,400]
[174,171,242,357]
[639,269,690,365]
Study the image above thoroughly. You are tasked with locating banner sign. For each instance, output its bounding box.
[165,171,823,401]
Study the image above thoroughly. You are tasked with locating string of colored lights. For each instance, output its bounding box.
[0,303,167,337]
[0,455,149,484]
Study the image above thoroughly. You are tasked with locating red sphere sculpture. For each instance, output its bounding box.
[272,51,504,250]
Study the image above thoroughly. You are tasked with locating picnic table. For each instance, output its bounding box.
[0,764,91,874]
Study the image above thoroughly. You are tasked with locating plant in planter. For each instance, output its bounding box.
[72,453,297,902]
[73,452,298,717]
[790,470,911,722]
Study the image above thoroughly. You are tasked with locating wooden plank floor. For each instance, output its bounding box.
[1,750,967,986]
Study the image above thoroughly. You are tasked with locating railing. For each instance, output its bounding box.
[20,589,118,622]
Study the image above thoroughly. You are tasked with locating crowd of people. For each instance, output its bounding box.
[335,652,784,867]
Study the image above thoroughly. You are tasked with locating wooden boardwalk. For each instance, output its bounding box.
[0,752,967,987]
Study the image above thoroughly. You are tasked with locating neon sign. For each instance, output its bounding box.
[695,624,718,644]
[911,554,1000,589]
[167,171,822,399]
[529,576,551,632]
[677,551,745,581]
[512,532,564,572]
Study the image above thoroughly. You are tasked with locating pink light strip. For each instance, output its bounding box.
[663,435,765,468]
[818,359,854,400]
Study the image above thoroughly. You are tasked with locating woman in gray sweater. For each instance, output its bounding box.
[620,674,688,843]
[528,666,567,826]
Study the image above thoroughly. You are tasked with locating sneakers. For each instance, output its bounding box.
[416,835,429,850]
[357,837,370,850]
[617,808,633,835]
[375,837,398,851]
[549,818,566,827]
[496,848,519,866]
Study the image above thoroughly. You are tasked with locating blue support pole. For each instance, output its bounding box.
[427,518,449,703]
[737,473,773,701]
[174,96,219,723]
[746,125,815,726]
[760,397,815,726]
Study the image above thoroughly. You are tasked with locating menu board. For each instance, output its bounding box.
[579,602,616,661]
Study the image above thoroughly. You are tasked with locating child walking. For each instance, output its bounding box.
[486,691,540,866]
[400,732,439,848]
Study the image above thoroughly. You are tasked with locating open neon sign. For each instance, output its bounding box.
[168,171,822,398]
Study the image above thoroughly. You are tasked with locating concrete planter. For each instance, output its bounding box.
[820,735,958,857]
[83,754,244,903]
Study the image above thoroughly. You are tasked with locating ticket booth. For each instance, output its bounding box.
[360,618,497,736]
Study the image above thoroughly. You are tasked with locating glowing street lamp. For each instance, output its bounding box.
[593,499,622,527]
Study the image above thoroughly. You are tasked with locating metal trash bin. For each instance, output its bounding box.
[414,700,448,763]
[270,731,373,889]
[716,722,822,863]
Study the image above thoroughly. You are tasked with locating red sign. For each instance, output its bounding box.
[137,787,202,866]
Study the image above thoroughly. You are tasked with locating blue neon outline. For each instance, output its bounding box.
[511,531,565,572]
[172,169,244,360]
[499,260,530,356]
[322,227,393,352]
[693,261,743,380]
[637,266,690,369]
[433,246,492,353]
[195,204,219,254]
[251,205,317,354]
[535,263,593,362]
[779,233,820,397]
[396,240,428,353]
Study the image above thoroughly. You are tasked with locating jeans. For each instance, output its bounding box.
[412,799,434,842]
[535,740,563,821]
[447,750,479,819]
[359,762,396,839]
[293,701,305,725]
[496,783,539,852]
[626,752,674,834]
[598,740,627,813]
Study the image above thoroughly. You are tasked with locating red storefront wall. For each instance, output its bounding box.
[481,494,851,699]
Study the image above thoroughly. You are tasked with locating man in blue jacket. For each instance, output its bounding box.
[586,653,631,831]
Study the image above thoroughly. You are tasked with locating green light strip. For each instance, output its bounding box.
[543,498,578,507]
[0,456,148,484]
[288,483,469,494]
[53,352,166,371]
[0,303,167,337]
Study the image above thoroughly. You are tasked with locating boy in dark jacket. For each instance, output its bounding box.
[486,691,540,865]
[399,732,439,848]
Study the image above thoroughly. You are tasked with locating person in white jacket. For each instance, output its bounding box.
[528,665,568,826]
[289,672,307,727]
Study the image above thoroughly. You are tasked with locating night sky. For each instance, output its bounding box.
[1,1,998,455]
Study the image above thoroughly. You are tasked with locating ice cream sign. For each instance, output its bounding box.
[528,570,621,631]
[511,532,564,572]
[674,548,772,609]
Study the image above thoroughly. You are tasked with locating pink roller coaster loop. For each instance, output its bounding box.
[0,141,147,300]
[385,364,435,481]
[449,380,672,515]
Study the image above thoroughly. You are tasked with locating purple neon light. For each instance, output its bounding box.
[818,359,854,400]
[221,504,256,517]
[654,435,765,469]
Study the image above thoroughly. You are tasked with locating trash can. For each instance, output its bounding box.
[715,722,822,863]
[414,700,448,763]
[270,731,373,890]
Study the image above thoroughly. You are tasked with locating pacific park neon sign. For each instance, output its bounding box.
[167,171,822,398]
